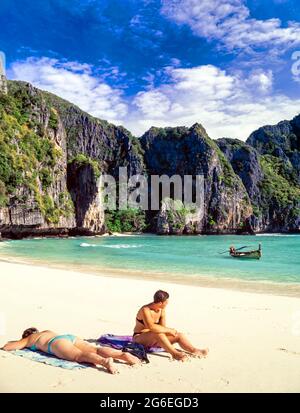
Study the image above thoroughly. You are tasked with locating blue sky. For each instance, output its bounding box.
[1,0,300,139]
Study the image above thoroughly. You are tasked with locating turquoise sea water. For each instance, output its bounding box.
[1,234,300,284]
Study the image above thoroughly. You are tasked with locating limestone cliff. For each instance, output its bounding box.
[0,81,144,238]
[0,81,75,238]
[0,79,299,238]
[141,124,253,234]
[217,128,300,232]
[247,114,300,185]
[246,114,300,232]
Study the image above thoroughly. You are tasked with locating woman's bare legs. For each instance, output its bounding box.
[168,333,209,358]
[73,339,98,353]
[50,339,118,374]
[134,332,208,359]
[133,332,187,361]
[74,339,140,365]
[97,346,141,365]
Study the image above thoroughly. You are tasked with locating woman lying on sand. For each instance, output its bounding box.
[133,290,209,361]
[2,328,141,374]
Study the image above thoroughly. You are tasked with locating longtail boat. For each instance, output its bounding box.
[229,243,262,259]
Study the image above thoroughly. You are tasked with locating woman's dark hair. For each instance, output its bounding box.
[22,327,39,339]
[153,290,169,303]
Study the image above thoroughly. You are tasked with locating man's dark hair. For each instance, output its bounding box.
[22,327,39,339]
[153,290,169,303]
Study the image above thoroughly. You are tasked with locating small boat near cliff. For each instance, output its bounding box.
[229,244,262,259]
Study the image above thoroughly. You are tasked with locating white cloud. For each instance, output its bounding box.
[134,90,171,117]
[9,57,128,124]
[0,51,6,75]
[8,57,300,141]
[244,69,273,93]
[126,64,300,140]
[161,0,300,54]
[170,58,181,67]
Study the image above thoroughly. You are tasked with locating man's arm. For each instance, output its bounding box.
[159,309,166,327]
[142,308,176,335]
[2,337,28,351]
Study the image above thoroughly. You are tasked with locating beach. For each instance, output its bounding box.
[0,260,300,393]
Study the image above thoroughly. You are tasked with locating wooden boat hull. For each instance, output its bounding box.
[230,244,262,259]
[230,250,261,259]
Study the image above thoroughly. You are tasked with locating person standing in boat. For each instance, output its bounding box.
[229,246,236,254]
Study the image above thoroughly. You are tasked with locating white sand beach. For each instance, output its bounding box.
[0,260,300,393]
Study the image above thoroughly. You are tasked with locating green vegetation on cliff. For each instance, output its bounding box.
[163,199,196,231]
[68,153,101,179]
[43,90,145,167]
[0,179,6,207]
[0,84,74,223]
[259,155,300,212]
[0,94,58,192]
[105,208,147,233]
[1,80,299,235]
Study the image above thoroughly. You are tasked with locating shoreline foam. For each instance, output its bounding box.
[1,251,300,298]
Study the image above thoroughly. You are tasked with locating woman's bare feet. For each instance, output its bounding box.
[121,352,142,366]
[173,351,188,362]
[191,348,209,358]
[102,357,118,374]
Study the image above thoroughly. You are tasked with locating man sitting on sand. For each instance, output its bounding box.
[2,328,141,374]
[133,290,209,361]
